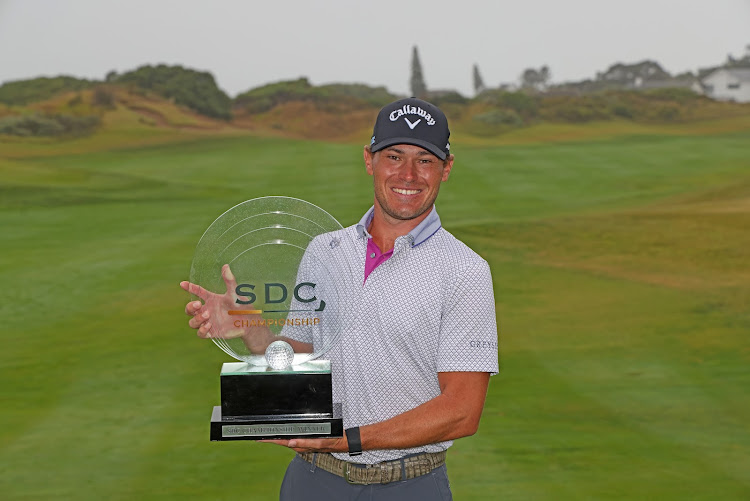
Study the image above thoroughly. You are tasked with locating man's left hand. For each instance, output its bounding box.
[261,437,347,453]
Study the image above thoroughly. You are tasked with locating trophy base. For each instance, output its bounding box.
[210,404,343,441]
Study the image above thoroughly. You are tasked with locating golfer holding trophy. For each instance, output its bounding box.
[182,98,498,500]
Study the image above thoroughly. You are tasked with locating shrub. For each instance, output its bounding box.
[317,83,396,108]
[478,90,539,118]
[234,78,316,113]
[234,78,397,113]
[611,104,633,119]
[643,87,699,103]
[473,109,523,126]
[0,113,100,136]
[113,65,232,119]
[499,91,538,117]
[0,76,93,105]
[92,86,115,108]
[653,105,682,122]
[426,91,469,106]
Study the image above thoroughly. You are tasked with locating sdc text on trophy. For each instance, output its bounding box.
[187,197,351,441]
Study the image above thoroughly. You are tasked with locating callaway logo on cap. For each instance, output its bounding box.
[370,98,451,160]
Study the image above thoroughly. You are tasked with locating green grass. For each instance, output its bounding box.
[1,121,749,499]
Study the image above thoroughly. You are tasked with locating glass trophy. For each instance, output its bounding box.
[188,197,349,440]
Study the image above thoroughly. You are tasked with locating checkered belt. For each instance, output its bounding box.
[298,451,447,485]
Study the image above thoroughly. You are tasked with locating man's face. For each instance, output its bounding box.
[364,144,453,222]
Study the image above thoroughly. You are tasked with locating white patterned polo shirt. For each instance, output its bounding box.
[284,206,499,464]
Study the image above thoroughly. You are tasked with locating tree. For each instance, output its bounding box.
[539,65,550,87]
[520,65,551,91]
[410,46,427,98]
[473,64,486,95]
[520,68,540,90]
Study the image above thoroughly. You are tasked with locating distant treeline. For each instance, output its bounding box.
[473,87,704,127]
[0,66,398,122]
[0,64,746,138]
[0,65,235,120]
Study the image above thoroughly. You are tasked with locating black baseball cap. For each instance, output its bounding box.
[370,98,451,160]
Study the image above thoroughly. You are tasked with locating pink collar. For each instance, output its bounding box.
[363,238,393,284]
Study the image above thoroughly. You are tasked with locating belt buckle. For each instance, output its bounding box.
[345,462,381,485]
[344,463,358,485]
[344,460,396,485]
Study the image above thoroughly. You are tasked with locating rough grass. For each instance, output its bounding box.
[0,120,749,500]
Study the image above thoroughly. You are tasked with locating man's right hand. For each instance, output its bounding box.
[180,264,307,355]
[182,263,279,355]
[181,263,250,340]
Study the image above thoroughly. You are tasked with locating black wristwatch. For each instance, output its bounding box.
[345,427,362,456]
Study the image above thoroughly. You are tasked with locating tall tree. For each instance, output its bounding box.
[520,68,541,90]
[473,64,486,95]
[539,65,550,87]
[520,65,551,91]
[410,46,427,98]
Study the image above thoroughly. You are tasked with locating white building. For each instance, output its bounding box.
[702,68,750,103]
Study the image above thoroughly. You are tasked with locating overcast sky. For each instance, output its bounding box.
[1,0,748,97]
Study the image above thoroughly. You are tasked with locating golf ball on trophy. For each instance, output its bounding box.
[265,340,294,369]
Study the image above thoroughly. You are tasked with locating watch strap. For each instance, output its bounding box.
[345,427,362,456]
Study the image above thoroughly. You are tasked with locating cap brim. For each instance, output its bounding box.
[371,137,447,160]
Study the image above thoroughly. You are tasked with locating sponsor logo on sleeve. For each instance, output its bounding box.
[469,340,498,349]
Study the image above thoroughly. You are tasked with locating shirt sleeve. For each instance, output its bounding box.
[436,258,499,375]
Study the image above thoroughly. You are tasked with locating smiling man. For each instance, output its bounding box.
[184,98,498,500]
[273,98,499,500]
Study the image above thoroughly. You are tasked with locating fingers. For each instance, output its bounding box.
[185,300,203,316]
[184,305,212,337]
[180,274,228,340]
[192,315,213,338]
[188,309,209,328]
[180,280,209,301]
[221,264,238,294]
[182,293,213,338]
[257,438,345,453]
[257,439,317,453]
[197,321,213,338]
[259,439,291,447]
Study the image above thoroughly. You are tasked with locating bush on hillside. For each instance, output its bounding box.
[317,83,396,108]
[499,91,539,118]
[0,76,93,105]
[234,78,313,113]
[426,91,469,107]
[651,104,682,122]
[473,109,523,126]
[113,64,232,119]
[0,113,100,136]
[92,86,116,109]
[234,78,397,113]
[540,95,613,122]
[535,90,704,123]
[642,87,700,104]
[477,90,539,119]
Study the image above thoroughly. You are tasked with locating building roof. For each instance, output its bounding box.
[704,67,750,82]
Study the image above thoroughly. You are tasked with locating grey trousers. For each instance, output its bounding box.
[279,455,453,501]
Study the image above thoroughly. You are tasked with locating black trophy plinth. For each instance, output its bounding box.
[210,360,343,441]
